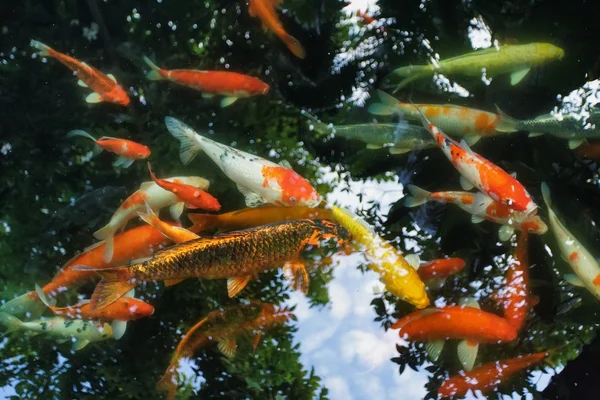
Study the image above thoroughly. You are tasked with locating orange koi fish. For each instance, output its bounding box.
[30,40,130,106]
[391,298,517,371]
[404,185,547,241]
[143,57,270,108]
[138,204,201,244]
[248,0,306,59]
[147,163,221,212]
[415,110,537,214]
[35,285,153,340]
[157,303,293,400]
[409,256,466,282]
[67,130,150,168]
[438,351,549,398]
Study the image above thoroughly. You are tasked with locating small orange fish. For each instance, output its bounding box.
[68,130,151,168]
[438,351,549,398]
[147,163,221,211]
[30,40,130,106]
[417,257,466,281]
[248,0,306,59]
[138,204,201,245]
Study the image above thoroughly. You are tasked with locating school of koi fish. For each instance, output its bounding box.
[2,3,599,399]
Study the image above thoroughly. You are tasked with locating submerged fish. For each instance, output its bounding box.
[138,204,201,244]
[541,183,600,300]
[94,175,210,262]
[165,117,320,208]
[67,130,150,168]
[438,351,549,398]
[329,205,429,309]
[574,140,600,161]
[157,303,292,400]
[404,185,547,241]
[415,110,538,214]
[30,40,130,106]
[143,57,270,108]
[369,90,502,145]
[496,107,600,149]
[248,0,306,59]
[407,256,466,282]
[388,43,565,92]
[86,219,349,310]
[391,298,517,371]
[0,312,114,351]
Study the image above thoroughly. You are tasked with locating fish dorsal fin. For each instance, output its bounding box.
[404,254,421,269]
[424,340,445,362]
[227,275,252,298]
[457,339,479,371]
[459,176,475,191]
[107,73,117,82]
[217,337,237,358]
[459,297,480,309]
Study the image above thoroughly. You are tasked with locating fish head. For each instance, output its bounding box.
[106,87,131,106]
[122,298,155,319]
[311,219,351,247]
[262,166,320,207]
[519,216,548,235]
[543,43,565,60]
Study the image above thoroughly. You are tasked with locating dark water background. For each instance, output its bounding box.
[2,0,600,399]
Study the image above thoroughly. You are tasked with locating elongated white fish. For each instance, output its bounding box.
[541,183,600,300]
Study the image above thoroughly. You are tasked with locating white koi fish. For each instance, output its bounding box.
[165,117,321,208]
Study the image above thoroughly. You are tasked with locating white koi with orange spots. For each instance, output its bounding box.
[541,183,600,300]
[165,117,321,208]
[94,176,210,263]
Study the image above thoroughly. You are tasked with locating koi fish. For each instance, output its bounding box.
[157,302,293,400]
[303,110,435,154]
[247,0,306,59]
[414,111,538,214]
[404,185,547,241]
[165,117,320,208]
[369,90,502,145]
[188,205,334,232]
[541,183,600,300]
[496,106,600,149]
[0,312,114,351]
[405,255,466,282]
[143,57,270,108]
[438,351,549,398]
[0,225,172,319]
[67,130,150,168]
[147,163,220,212]
[388,43,564,92]
[93,175,210,262]
[329,205,429,309]
[391,298,517,371]
[138,203,201,244]
[30,40,130,106]
[86,219,348,310]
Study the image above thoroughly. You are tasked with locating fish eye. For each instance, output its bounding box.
[289,196,297,204]
[506,199,513,205]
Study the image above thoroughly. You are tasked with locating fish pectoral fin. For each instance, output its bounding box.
[251,333,262,352]
[471,191,492,216]
[462,135,481,147]
[568,139,585,149]
[220,96,238,108]
[425,277,447,290]
[424,340,445,362]
[111,320,128,340]
[367,103,395,116]
[72,338,91,351]
[366,144,383,150]
[107,73,117,82]
[458,139,475,154]
[283,260,309,294]
[510,68,531,85]
[471,215,485,224]
[459,176,475,191]
[227,275,252,298]
[169,202,185,222]
[498,225,515,242]
[77,79,88,88]
[457,339,479,371]
[113,156,135,168]
[564,273,585,287]
[85,92,103,104]
[55,338,70,344]
[529,132,544,138]
[165,278,186,287]
[201,93,215,99]
[278,160,294,170]
[404,254,421,269]
[388,147,411,155]
[237,185,266,208]
[459,297,480,309]
[139,181,154,190]
[217,337,238,358]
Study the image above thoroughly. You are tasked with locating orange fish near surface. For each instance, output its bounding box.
[417,257,466,282]
[248,0,306,59]
[143,57,269,108]
[68,130,151,168]
[157,303,293,400]
[438,351,549,398]
[147,163,221,211]
[30,40,130,106]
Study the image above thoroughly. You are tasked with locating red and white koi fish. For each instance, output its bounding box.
[30,40,130,106]
[67,130,150,168]
[414,109,537,214]
[165,117,321,208]
[94,175,210,263]
[143,57,270,108]
[404,185,547,241]
[542,182,600,300]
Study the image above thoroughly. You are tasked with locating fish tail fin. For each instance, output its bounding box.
[403,184,431,207]
[281,34,306,59]
[494,106,520,133]
[93,225,115,263]
[0,291,45,319]
[187,213,219,232]
[137,201,160,229]
[87,267,137,311]
[67,130,103,155]
[143,56,166,81]
[0,312,23,335]
[30,39,51,56]
[34,284,57,308]
[156,367,178,400]
[164,117,203,165]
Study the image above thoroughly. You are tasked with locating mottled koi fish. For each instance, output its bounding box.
[157,303,292,400]
[30,40,130,106]
[165,117,320,208]
[143,57,269,108]
[67,130,150,168]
